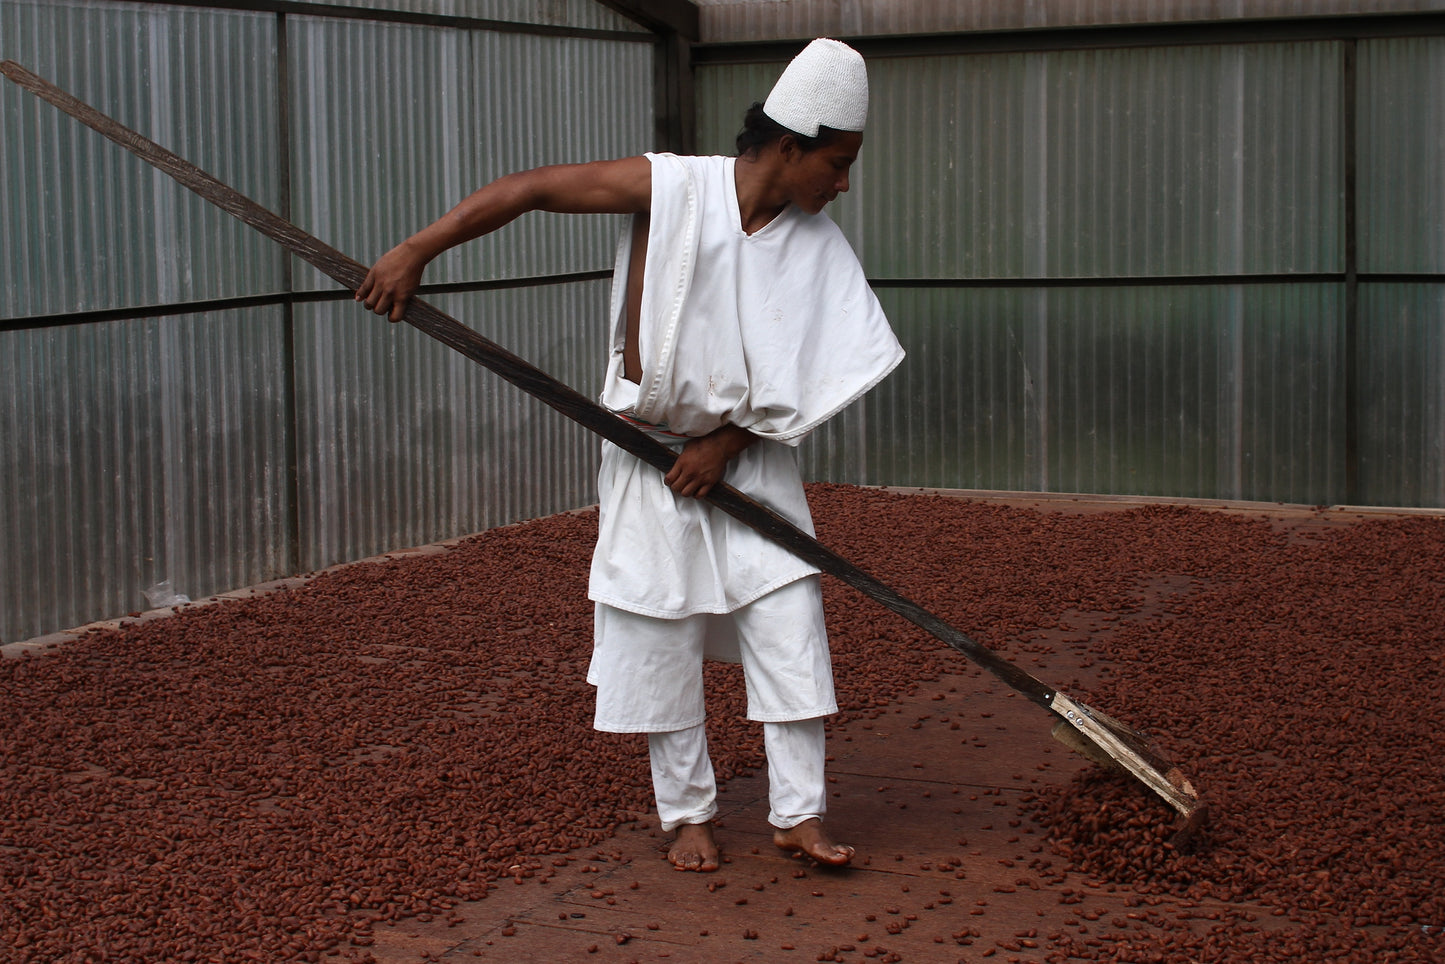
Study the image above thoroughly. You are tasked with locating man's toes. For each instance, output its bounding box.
[810,842,848,864]
[668,849,702,871]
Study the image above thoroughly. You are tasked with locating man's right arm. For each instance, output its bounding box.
[356,155,652,322]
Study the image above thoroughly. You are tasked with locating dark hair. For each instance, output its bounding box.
[734,102,845,157]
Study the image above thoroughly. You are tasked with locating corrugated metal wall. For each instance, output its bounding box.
[291,283,612,572]
[800,43,1343,279]
[1358,38,1445,507]
[4,5,1443,643]
[287,19,646,291]
[0,0,653,642]
[1,308,293,642]
[0,2,284,317]
[283,15,649,569]
[698,33,1442,509]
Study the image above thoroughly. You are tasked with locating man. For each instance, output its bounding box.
[357,38,904,872]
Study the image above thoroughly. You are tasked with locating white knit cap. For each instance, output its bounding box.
[763,38,869,137]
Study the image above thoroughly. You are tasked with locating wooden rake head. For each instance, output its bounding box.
[1049,693,1208,849]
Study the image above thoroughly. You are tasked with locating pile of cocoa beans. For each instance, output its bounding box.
[1,484,1441,963]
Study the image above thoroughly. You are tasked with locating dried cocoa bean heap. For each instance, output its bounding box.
[1,485,1441,963]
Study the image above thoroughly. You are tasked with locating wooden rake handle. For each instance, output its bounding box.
[0,58,1055,707]
[3,62,1205,831]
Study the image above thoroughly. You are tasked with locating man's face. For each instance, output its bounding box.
[784,131,864,215]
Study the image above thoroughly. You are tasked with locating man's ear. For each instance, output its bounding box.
[777,133,802,161]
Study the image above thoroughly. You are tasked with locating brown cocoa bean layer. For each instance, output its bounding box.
[2,484,1442,962]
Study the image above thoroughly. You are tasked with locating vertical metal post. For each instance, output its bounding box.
[277,11,303,577]
[1022,55,1050,492]
[654,29,694,155]
[1343,39,1360,505]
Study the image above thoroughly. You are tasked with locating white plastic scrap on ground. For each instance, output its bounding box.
[142,580,190,609]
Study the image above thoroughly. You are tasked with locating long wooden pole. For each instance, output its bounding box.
[1,60,1203,830]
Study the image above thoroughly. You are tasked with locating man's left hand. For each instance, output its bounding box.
[664,425,757,499]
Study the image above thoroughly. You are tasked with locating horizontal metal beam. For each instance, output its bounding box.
[128,0,655,43]
[595,0,699,40]
[9,271,1443,333]
[0,271,613,334]
[693,11,1445,64]
[867,273,1363,289]
[872,272,1444,289]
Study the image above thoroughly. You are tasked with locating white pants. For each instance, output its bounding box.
[648,717,827,831]
[588,576,836,831]
[588,576,836,732]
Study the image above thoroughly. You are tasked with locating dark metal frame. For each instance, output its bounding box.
[125,0,664,42]
[691,12,1445,63]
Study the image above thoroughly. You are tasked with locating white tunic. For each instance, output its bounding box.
[587,152,904,620]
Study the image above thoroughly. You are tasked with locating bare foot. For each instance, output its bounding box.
[773,817,854,866]
[668,822,721,872]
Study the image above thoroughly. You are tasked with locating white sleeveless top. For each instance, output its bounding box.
[589,152,904,617]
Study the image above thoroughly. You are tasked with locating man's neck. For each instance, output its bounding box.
[734,154,789,236]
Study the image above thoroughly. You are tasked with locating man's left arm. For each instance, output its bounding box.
[664,424,759,499]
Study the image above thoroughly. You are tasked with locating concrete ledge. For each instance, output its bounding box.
[862,485,1445,518]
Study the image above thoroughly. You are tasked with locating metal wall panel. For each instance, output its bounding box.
[695,60,783,157]
[800,287,1032,492]
[1359,37,1445,273]
[800,284,1346,505]
[288,16,474,291]
[288,18,651,290]
[1,1,652,641]
[1357,284,1445,506]
[0,308,291,644]
[703,43,1353,505]
[693,0,1445,43]
[699,43,1342,279]
[1048,283,1347,504]
[6,6,1443,644]
[461,30,653,281]
[293,280,611,571]
[0,0,283,320]
[1235,285,1349,505]
[1038,43,1340,278]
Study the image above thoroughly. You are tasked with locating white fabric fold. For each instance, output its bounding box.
[589,435,820,618]
[600,153,904,445]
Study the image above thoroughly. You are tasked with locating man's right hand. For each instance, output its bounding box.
[355,241,428,322]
